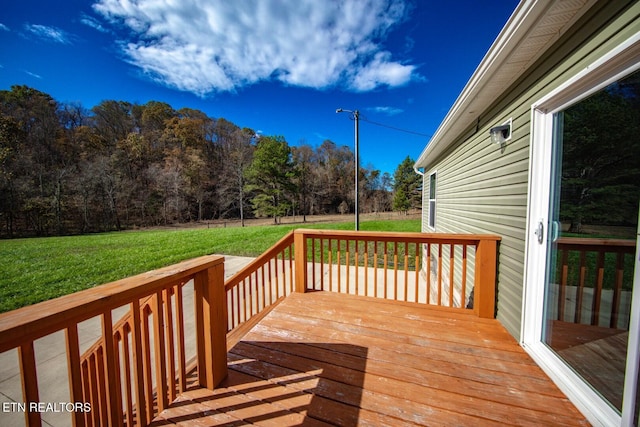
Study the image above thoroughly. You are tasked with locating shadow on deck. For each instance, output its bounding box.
[151,292,589,426]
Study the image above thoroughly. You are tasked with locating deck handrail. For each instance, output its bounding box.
[224,231,296,338]
[221,229,502,340]
[219,229,504,345]
[292,229,501,318]
[0,255,226,427]
[225,231,295,292]
[293,228,502,244]
[554,236,636,328]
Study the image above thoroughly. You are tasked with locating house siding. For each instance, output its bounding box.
[421,0,639,340]
[421,173,430,230]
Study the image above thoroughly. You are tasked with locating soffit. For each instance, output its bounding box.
[415,0,595,171]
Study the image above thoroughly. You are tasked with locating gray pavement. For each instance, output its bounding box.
[0,255,254,427]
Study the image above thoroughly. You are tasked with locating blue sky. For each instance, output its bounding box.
[0,0,518,175]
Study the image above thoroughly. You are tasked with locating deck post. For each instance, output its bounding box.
[294,231,308,293]
[194,259,227,390]
[473,238,497,318]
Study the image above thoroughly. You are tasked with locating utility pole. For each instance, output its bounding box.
[336,108,360,231]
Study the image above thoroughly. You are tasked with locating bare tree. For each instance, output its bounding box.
[220,127,255,225]
[292,142,316,221]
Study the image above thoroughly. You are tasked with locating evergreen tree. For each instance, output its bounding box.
[244,135,297,224]
[560,71,640,231]
[392,156,421,213]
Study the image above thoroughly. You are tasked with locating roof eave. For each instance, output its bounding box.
[414,0,595,170]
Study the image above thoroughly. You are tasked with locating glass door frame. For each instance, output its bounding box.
[522,33,640,427]
[622,225,640,426]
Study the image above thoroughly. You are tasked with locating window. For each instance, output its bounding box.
[428,172,436,229]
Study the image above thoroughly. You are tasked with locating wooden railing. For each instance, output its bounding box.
[78,294,156,426]
[221,230,501,337]
[553,237,636,329]
[224,231,295,338]
[293,229,500,318]
[0,255,227,427]
[0,229,501,426]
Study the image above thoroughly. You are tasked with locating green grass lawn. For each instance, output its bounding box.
[0,219,420,312]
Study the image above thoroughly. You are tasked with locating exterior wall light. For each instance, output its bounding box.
[489,119,512,145]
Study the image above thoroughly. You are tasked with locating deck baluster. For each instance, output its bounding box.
[152,291,168,414]
[19,342,41,426]
[65,325,84,427]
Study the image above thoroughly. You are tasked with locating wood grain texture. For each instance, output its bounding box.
[152,292,589,426]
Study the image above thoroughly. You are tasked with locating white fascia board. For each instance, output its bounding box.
[414,0,550,170]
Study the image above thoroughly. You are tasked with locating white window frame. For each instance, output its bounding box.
[428,171,436,230]
[522,32,640,427]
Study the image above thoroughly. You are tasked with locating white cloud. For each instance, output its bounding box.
[81,14,109,33]
[24,70,42,79]
[92,0,421,95]
[368,106,404,116]
[351,51,416,91]
[0,23,9,32]
[24,24,72,44]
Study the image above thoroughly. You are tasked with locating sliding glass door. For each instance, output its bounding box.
[542,70,640,414]
[524,46,640,424]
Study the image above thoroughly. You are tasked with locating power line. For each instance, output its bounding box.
[359,115,431,138]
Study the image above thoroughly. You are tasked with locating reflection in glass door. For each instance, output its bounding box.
[542,70,640,413]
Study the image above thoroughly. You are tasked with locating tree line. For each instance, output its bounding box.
[0,85,422,237]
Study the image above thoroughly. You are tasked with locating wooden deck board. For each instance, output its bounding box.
[559,330,628,411]
[152,291,589,426]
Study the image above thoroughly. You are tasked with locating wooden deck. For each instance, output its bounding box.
[553,321,628,411]
[151,291,590,426]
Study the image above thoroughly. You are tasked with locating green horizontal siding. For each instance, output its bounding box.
[422,1,639,340]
